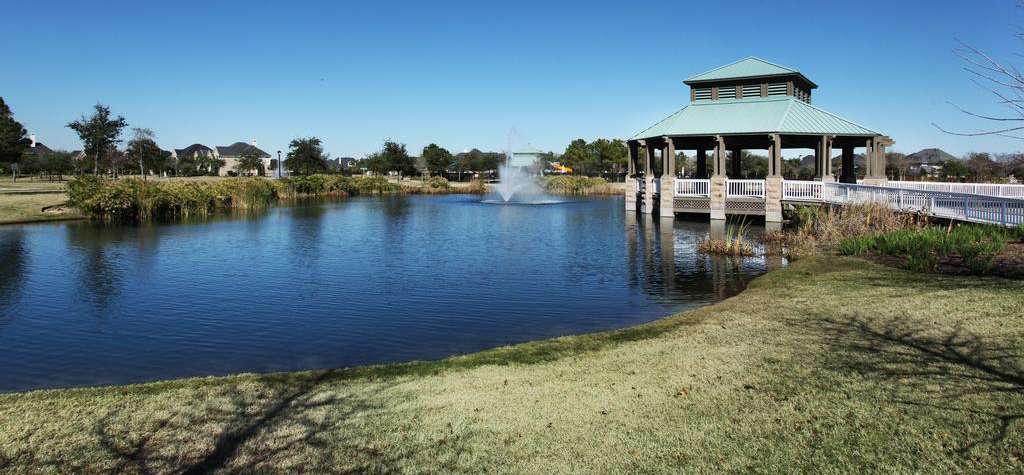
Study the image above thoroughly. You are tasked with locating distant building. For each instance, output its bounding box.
[507,146,543,169]
[214,141,271,176]
[326,157,358,173]
[22,134,56,156]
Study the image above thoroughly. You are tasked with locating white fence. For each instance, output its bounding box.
[675,179,710,197]
[781,180,822,201]
[824,183,1024,226]
[726,179,765,198]
[889,181,1024,199]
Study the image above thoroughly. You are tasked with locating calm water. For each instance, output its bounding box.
[0,195,783,392]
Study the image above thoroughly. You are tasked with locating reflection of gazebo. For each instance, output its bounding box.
[507,146,543,169]
[626,57,893,222]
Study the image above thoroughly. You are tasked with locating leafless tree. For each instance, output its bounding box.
[934,3,1024,139]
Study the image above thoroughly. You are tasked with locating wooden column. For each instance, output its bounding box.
[662,136,675,177]
[840,145,855,183]
[713,136,726,177]
[864,138,875,178]
[730,147,742,178]
[769,134,782,177]
[696,149,708,178]
[627,141,637,177]
[644,142,655,176]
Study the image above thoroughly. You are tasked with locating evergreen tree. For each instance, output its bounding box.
[0,97,31,179]
[66,104,128,176]
[284,137,329,175]
[422,143,453,176]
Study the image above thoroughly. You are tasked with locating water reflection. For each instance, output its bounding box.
[0,196,784,392]
[625,212,783,303]
[0,228,27,326]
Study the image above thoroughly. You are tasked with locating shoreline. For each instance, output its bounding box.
[2,256,1022,472]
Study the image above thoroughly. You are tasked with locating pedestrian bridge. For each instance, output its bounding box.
[634,178,1024,227]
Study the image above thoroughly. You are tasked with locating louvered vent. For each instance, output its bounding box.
[742,84,761,98]
[717,86,736,99]
[694,88,712,100]
[767,83,787,96]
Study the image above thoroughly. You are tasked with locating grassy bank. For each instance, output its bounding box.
[1,256,1022,473]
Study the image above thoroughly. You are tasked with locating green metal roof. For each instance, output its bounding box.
[684,57,814,86]
[630,96,878,140]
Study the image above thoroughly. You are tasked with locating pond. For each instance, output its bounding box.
[0,194,784,392]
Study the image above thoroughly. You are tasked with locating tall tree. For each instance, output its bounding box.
[0,97,31,180]
[284,137,328,175]
[421,143,453,176]
[366,140,414,179]
[66,104,128,176]
[126,128,163,180]
[237,148,266,176]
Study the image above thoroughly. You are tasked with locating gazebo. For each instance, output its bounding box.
[626,57,892,221]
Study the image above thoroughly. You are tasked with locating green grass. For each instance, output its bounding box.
[0,192,80,224]
[1,256,1022,473]
[838,224,1011,272]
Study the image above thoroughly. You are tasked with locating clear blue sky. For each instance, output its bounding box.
[2,0,1021,159]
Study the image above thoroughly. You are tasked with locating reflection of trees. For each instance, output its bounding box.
[65,223,126,308]
[0,229,28,321]
[625,216,765,302]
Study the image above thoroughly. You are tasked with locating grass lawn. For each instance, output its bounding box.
[1,258,1023,473]
[0,191,79,224]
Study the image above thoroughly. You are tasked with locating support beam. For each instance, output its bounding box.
[840,146,855,183]
[769,134,782,177]
[815,135,835,182]
[625,141,638,211]
[660,137,676,218]
[643,141,657,214]
[730,147,742,178]
[710,135,727,220]
[696,149,708,179]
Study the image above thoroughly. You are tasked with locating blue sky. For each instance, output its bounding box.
[2,0,1022,159]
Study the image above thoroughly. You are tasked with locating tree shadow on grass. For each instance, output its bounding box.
[90,371,409,474]
[805,312,1024,452]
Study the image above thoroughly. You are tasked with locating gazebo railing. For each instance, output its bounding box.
[727,179,765,198]
[781,180,823,201]
[675,179,710,197]
[888,181,1024,199]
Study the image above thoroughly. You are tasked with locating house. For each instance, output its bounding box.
[326,157,358,173]
[213,141,271,176]
[22,134,56,156]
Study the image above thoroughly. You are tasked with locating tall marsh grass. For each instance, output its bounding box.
[838,224,1008,273]
[66,175,409,221]
[541,176,614,195]
[697,218,755,256]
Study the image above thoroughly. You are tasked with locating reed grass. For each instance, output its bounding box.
[541,175,614,195]
[838,224,1009,273]
[698,218,756,256]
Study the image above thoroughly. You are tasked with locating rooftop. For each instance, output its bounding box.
[631,96,877,140]
[684,57,817,88]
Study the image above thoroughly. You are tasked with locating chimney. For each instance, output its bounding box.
[251,139,257,147]
[29,133,36,147]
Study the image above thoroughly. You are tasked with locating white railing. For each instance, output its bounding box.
[727,179,765,198]
[675,179,710,197]
[781,180,822,201]
[823,183,1024,226]
[889,181,1024,199]
[653,178,661,195]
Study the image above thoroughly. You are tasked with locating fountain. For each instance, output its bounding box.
[484,154,563,205]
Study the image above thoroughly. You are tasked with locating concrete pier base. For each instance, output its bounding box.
[659,176,676,218]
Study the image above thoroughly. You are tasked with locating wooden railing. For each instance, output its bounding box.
[675,179,710,197]
[726,179,765,198]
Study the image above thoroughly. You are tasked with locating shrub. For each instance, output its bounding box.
[1013,224,1024,242]
[837,236,872,256]
[541,176,612,195]
[425,176,450,189]
[466,178,488,194]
